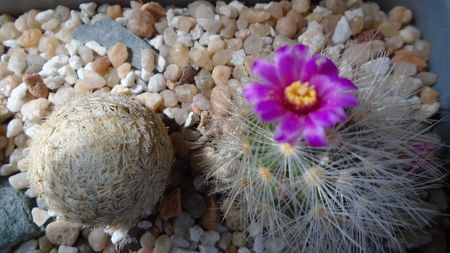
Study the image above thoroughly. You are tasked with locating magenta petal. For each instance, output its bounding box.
[294,44,313,68]
[328,94,359,108]
[243,84,276,104]
[308,75,334,96]
[252,60,280,85]
[275,46,297,86]
[274,114,304,144]
[335,77,357,89]
[254,100,284,122]
[301,55,339,82]
[303,118,327,147]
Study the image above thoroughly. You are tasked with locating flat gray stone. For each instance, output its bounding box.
[74,19,151,69]
[0,180,41,252]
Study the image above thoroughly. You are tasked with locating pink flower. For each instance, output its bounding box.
[244,44,358,147]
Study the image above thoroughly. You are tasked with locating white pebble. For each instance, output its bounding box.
[137,220,152,230]
[6,118,23,138]
[157,55,167,72]
[58,65,77,84]
[24,124,40,138]
[298,21,325,52]
[43,76,64,90]
[8,171,29,190]
[332,16,352,44]
[0,164,19,177]
[78,46,94,65]
[344,8,363,20]
[111,229,127,244]
[231,49,246,66]
[7,83,28,112]
[121,71,136,87]
[85,40,106,56]
[36,9,55,23]
[148,74,166,92]
[149,35,164,50]
[66,39,82,56]
[88,228,108,252]
[21,98,50,123]
[79,2,97,17]
[360,57,391,76]
[400,26,421,44]
[238,248,251,253]
[140,231,156,248]
[69,56,83,70]
[199,245,218,253]
[189,225,204,242]
[31,207,50,227]
[193,93,211,111]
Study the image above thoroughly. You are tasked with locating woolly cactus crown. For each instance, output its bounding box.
[29,94,173,228]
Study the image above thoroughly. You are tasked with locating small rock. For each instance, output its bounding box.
[6,118,23,138]
[79,2,97,17]
[200,230,220,246]
[153,234,171,253]
[88,228,108,252]
[201,196,218,230]
[199,245,218,253]
[212,66,232,87]
[77,45,94,65]
[0,75,20,97]
[420,87,439,104]
[217,232,232,251]
[189,225,204,243]
[298,21,325,52]
[292,0,310,13]
[263,237,286,253]
[80,69,106,88]
[158,187,182,221]
[160,90,178,107]
[243,34,263,55]
[21,98,50,123]
[193,94,212,111]
[0,163,19,177]
[140,231,156,248]
[175,84,197,103]
[14,239,38,253]
[58,245,78,253]
[91,56,111,75]
[31,207,49,227]
[392,50,428,71]
[164,64,182,82]
[389,6,413,25]
[399,25,420,44]
[8,171,29,190]
[128,8,155,38]
[276,17,297,38]
[111,229,127,244]
[332,16,351,44]
[107,42,128,68]
[237,247,251,253]
[355,29,384,43]
[169,42,190,67]
[210,85,232,116]
[416,72,438,86]
[171,234,190,248]
[173,212,195,237]
[107,5,122,19]
[182,189,207,219]
[136,92,162,112]
[117,62,131,79]
[38,236,54,253]
[23,73,49,98]
[85,40,106,56]
[231,232,246,247]
[45,220,81,246]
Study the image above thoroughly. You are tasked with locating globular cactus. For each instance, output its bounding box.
[29,94,173,228]
[204,44,443,253]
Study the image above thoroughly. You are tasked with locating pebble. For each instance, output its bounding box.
[107,5,122,19]
[91,56,111,75]
[0,163,19,176]
[140,231,156,248]
[86,40,107,56]
[171,234,190,248]
[38,236,54,253]
[136,92,162,112]
[107,42,128,68]
[153,234,171,253]
[263,237,286,253]
[77,45,94,65]
[45,220,81,246]
[148,73,166,93]
[416,72,438,86]
[58,245,78,253]
[193,94,212,111]
[87,228,108,252]
[173,212,195,237]
[237,248,251,253]
[199,245,218,253]
[182,189,207,219]
[276,17,297,38]
[332,16,351,44]
[243,34,263,55]
[210,85,232,116]
[128,9,155,38]
[23,73,49,98]
[298,21,325,52]
[120,71,136,87]
[80,2,97,17]
[212,65,232,87]
[111,229,127,244]
[137,220,152,230]
[231,232,246,247]
[217,232,232,251]
[389,5,413,25]
[8,171,29,189]
[189,225,204,243]
[6,118,23,138]
[420,87,439,104]
[169,42,190,67]
[399,25,420,44]
[8,48,27,75]
[19,28,41,48]
[80,69,106,88]
[200,231,220,246]
[14,240,38,253]
[175,84,197,103]
[164,64,182,82]
[392,50,428,71]
[117,62,131,79]
[292,0,310,13]
[31,207,50,227]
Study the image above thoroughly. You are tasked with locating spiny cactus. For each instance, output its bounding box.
[29,94,173,228]
[204,44,443,253]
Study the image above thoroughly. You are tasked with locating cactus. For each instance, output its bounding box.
[29,94,173,228]
[204,44,443,253]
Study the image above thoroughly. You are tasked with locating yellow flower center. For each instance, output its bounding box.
[284,81,317,107]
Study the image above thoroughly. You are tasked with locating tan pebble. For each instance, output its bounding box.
[292,0,310,13]
[226,244,238,253]
[110,85,132,96]
[164,64,182,82]
[107,42,128,68]
[212,65,232,87]
[169,42,189,67]
[141,48,155,72]
[286,10,306,31]
[324,0,346,14]
[88,228,108,252]
[378,21,401,37]
[23,73,49,98]
[321,14,341,35]
[420,87,439,104]
[276,16,297,38]
[355,29,384,43]
[136,92,162,112]
[210,85,232,116]
[32,207,49,226]
[117,63,131,79]
[38,36,59,59]
[220,17,237,39]
[267,2,284,19]
[38,236,54,253]
[190,48,213,71]
[91,56,111,75]
[349,16,364,35]
[392,50,428,71]
[45,220,80,246]
[19,28,42,48]
[158,187,181,220]
[106,5,122,19]
[127,9,155,38]
[177,16,195,33]
[141,2,165,21]
[241,9,270,24]
[389,6,413,25]
[201,195,219,230]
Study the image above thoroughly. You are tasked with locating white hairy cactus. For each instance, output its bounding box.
[204,43,443,253]
[29,94,173,228]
